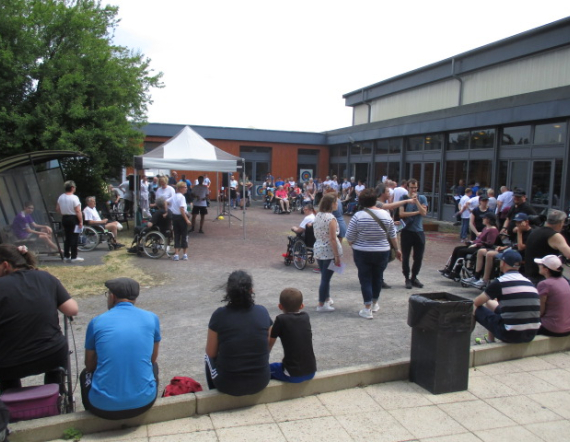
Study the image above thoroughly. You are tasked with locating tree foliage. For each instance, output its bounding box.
[0,0,163,197]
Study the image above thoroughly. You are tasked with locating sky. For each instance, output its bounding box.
[110,0,569,133]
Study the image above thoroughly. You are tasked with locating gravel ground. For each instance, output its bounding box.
[43,200,486,400]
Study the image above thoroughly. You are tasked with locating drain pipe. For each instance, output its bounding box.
[451,58,463,106]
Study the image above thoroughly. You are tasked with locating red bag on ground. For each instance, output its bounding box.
[162,376,202,397]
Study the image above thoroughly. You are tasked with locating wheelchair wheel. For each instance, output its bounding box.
[292,240,307,270]
[78,226,99,251]
[142,231,168,259]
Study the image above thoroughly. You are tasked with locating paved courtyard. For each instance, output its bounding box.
[47,200,487,397]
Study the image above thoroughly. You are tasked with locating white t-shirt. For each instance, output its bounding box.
[469,196,480,212]
[83,206,102,222]
[192,185,209,207]
[497,191,514,211]
[393,186,408,203]
[459,195,471,219]
[57,193,80,215]
[155,186,176,208]
[170,193,187,216]
[355,184,365,199]
[299,213,316,229]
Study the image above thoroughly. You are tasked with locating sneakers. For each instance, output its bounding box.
[405,279,412,289]
[71,257,84,263]
[312,268,321,273]
[382,281,391,289]
[411,278,424,288]
[199,229,204,234]
[359,308,373,319]
[372,302,380,312]
[472,279,487,289]
[438,268,450,275]
[316,302,335,312]
[327,298,334,306]
[182,254,188,260]
[462,276,477,284]
[172,255,179,261]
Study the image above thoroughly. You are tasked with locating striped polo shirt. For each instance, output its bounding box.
[345,209,396,252]
[486,270,540,332]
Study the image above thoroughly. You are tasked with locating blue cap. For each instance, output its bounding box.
[500,250,522,267]
[513,213,529,222]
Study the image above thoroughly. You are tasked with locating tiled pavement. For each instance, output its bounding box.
[48,351,570,442]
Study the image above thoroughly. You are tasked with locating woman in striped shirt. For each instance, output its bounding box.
[346,188,401,319]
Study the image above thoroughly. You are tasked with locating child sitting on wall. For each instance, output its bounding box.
[269,288,317,383]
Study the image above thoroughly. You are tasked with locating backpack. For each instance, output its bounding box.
[162,376,202,397]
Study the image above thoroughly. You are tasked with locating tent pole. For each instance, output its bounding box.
[242,159,246,240]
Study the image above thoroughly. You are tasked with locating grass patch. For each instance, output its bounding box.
[40,232,166,298]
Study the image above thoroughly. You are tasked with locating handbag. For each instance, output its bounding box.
[364,208,396,262]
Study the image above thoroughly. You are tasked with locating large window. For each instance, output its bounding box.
[534,122,567,145]
[448,132,469,150]
[376,138,402,154]
[501,125,531,145]
[444,159,491,202]
[407,134,443,151]
[449,129,494,150]
[374,162,401,184]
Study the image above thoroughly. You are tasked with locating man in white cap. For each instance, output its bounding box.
[534,255,570,337]
[473,250,540,343]
[81,278,161,420]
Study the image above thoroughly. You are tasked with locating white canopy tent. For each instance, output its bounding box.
[133,126,246,237]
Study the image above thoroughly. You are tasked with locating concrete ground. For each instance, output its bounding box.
[42,201,491,402]
[46,352,570,442]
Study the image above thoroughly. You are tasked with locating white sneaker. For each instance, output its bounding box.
[372,302,380,312]
[316,303,335,312]
[473,279,487,289]
[359,308,373,319]
[327,298,334,306]
[172,255,179,261]
[116,222,123,231]
[462,276,477,284]
[182,254,188,261]
[71,257,84,263]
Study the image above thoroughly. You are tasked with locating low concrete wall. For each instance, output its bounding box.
[8,335,570,442]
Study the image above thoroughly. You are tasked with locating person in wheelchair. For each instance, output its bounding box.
[439,212,499,281]
[128,198,172,254]
[274,185,291,213]
[83,197,124,249]
[0,244,79,392]
[291,204,316,236]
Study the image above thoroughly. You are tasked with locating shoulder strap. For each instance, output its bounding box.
[363,208,389,235]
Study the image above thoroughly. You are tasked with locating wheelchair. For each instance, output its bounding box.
[130,226,174,259]
[78,225,116,252]
[0,315,75,422]
[283,226,315,270]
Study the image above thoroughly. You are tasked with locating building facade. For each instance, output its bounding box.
[142,17,570,219]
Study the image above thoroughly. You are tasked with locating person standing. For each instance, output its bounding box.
[397,178,427,289]
[81,278,160,420]
[190,176,209,234]
[346,188,401,319]
[119,176,134,218]
[56,180,84,263]
[313,193,342,312]
[139,173,151,219]
[171,182,191,261]
[153,177,175,210]
[458,188,473,241]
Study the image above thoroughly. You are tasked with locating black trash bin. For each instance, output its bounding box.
[408,292,473,394]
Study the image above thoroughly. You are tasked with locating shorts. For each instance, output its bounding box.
[192,206,208,215]
[475,306,537,343]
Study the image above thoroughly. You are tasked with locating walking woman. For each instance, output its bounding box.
[56,180,83,263]
[205,270,272,396]
[346,188,401,319]
[0,244,78,390]
[313,193,343,312]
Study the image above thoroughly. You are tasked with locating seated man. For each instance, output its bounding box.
[473,250,540,343]
[274,185,291,213]
[140,197,172,236]
[83,196,124,249]
[81,278,161,420]
[12,202,59,252]
[291,204,316,236]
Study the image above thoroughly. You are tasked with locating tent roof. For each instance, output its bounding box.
[0,150,84,173]
[135,126,241,172]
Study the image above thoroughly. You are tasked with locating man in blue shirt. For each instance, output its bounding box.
[398,178,428,289]
[81,278,161,420]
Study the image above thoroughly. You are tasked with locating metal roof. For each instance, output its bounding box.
[0,150,85,173]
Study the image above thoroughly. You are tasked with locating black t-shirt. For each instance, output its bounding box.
[0,270,71,367]
[270,312,317,377]
[506,201,536,241]
[525,226,558,279]
[149,209,172,235]
[209,305,272,379]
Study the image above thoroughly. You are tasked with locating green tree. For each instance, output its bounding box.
[0,0,162,198]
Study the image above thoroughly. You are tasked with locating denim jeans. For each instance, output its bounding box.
[460,218,470,240]
[317,259,335,303]
[352,249,390,305]
[401,230,425,280]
